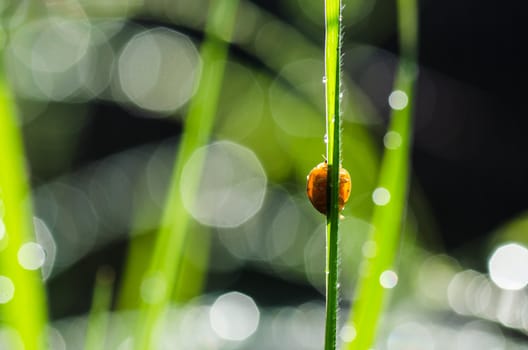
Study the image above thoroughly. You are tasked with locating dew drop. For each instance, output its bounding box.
[322,76,327,84]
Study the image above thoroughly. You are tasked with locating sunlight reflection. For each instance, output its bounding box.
[340,324,357,342]
[388,90,408,110]
[383,131,402,150]
[181,141,267,228]
[448,269,479,315]
[0,327,23,349]
[416,255,459,309]
[387,322,434,350]
[33,217,56,280]
[0,276,15,304]
[17,242,45,271]
[140,272,167,305]
[117,27,200,114]
[380,270,398,289]
[455,321,505,350]
[46,326,66,350]
[488,242,528,290]
[0,218,5,243]
[372,187,391,206]
[209,292,260,341]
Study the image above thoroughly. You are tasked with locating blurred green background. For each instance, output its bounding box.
[0,0,526,349]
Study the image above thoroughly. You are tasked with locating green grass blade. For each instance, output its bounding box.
[132,1,240,349]
[84,267,115,350]
[343,0,418,349]
[0,66,48,350]
[324,0,343,349]
[343,66,415,350]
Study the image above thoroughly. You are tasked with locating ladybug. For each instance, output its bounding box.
[306,161,351,214]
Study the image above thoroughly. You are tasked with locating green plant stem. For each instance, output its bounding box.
[324,0,342,349]
[0,64,48,350]
[132,1,239,349]
[343,0,418,349]
[84,266,115,350]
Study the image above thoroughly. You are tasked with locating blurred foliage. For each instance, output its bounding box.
[0,62,48,349]
[0,0,526,349]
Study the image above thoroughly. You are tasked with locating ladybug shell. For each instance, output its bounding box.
[306,162,351,214]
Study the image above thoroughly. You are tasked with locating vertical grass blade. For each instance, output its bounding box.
[324,0,343,349]
[0,65,48,349]
[132,1,240,349]
[84,266,115,350]
[343,0,418,349]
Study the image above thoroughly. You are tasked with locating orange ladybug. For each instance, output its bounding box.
[306,161,351,214]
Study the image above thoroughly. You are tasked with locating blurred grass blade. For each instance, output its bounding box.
[0,66,48,349]
[172,225,211,302]
[323,0,342,349]
[132,1,240,349]
[343,0,418,348]
[343,65,415,350]
[84,266,115,350]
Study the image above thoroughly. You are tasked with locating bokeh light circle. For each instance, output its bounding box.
[28,18,91,73]
[339,325,356,342]
[0,219,5,241]
[380,270,398,289]
[0,276,15,304]
[140,272,167,304]
[362,240,377,258]
[0,327,24,349]
[383,131,402,149]
[118,27,200,113]
[456,321,505,350]
[6,17,92,100]
[387,322,434,350]
[372,187,391,206]
[388,90,408,110]
[488,243,528,290]
[17,242,46,270]
[181,141,267,228]
[209,291,260,341]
